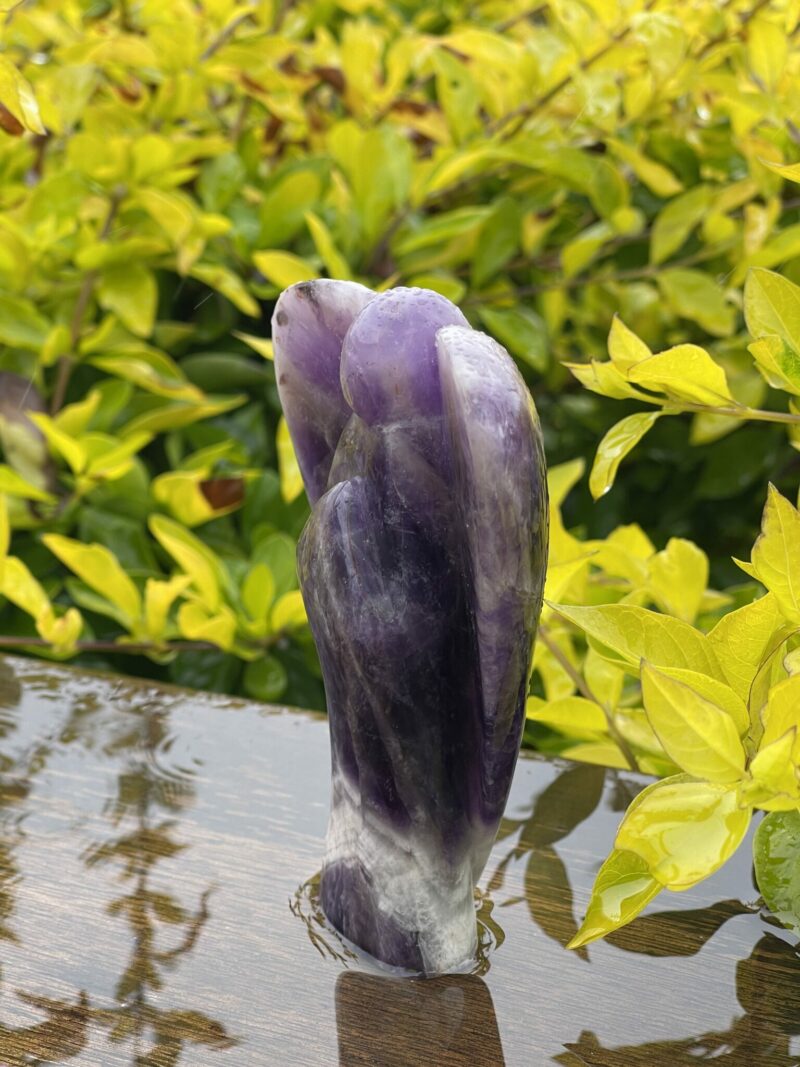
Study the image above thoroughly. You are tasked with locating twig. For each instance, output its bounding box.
[200,10,255,61]
[50,190,124,415]
[695,0,773,61]
[663,403,800,427]
[2,0,29,25]
[0,632,288,655]
[497,4,547,32]
[489,0,659,138]
[0,637,220,654]
[537,622,641,772]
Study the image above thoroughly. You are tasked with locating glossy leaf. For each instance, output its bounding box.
[552,603,725,680]
[254,250,319,288]
[607,315,652,372]
[708,592,789,703]
[525,695,607,737]
[647,538,709,624]
[42,535,141,625]
[616,775,751,889]
[754,810,800,936]
[629,345,736,406]
[149,515,225,612]
[641,664,746,784]
[750,486,800,624]
[276,416,304,504]
[568,849,662,949]
[744,268,800,353]
[589,412,661,499]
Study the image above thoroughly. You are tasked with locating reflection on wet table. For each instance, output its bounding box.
[0,654,797,1066]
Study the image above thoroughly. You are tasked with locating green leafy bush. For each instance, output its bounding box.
[534,272,800,946]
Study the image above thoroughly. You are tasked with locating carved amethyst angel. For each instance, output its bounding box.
[273,282,548,975]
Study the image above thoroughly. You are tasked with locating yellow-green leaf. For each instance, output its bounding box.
[565,359,652,401]
[547,458,585,509]
[750,485,800,623]
[744,268,800,353]
[761,675,800,750]
[27,414,87,475]
[558,740,630,769]
[305,211,352,280]
[234,331,273,361]
[708,592,789,702]
[568,849,661,949]
[0,495,7,587]
[0,465,55,503]
[254,250,319,288]
[616,775,751,889]
[748,335,800,397]
[657,271,735,337]
[144,576,191,642]
[42,534,141,624]
[0,56,46,135]
[607,314,652,372]
[277,416,304,503]
[149,514,224,612]
[762,159,800,185]
[2,555,51,620]
[551,602,725,680]
[747,15,787,92]
[647,537,708,623]
[242,563,275,624]
[153,471,216,527]
[177,602,236,651]
[189,264,260,317]
[629,345,736,406]
[37,606,83,656]
[589,412,661,499]
[747,730,800,810]
[650,186,712,265]
[54,391,101,438]
[608,140,683,198]
[271,590,307,632]
[97,264,157,338]
[641,664,746,783]
[525,695,607,737]
[650,666,750,737]
[137,187,195,246]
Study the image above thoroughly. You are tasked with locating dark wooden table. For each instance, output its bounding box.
[0,654,797,1066]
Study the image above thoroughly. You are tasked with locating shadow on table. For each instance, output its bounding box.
[335,971,505,1066]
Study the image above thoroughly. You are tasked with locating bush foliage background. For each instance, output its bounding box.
[1,0,800,946]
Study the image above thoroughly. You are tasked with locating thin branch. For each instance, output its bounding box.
[489,0,659,138]
[0,637,220,654]
[0,631,288,656]
[695,0,772,61]
[666,403,800,426]
[497,4,547,32]
[537,622,641,773]
[200,11,255,61]
[50,191,124,415]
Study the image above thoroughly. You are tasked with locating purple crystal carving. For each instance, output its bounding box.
[273,282,548,975]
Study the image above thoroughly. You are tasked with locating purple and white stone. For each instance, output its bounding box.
[273,282,548,975]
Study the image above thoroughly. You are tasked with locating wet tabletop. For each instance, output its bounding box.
[0,655,797,1067]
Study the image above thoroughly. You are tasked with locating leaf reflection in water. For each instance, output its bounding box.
[0,665,236,1065]
[491,762,606,956]
[557,935,800,1066]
